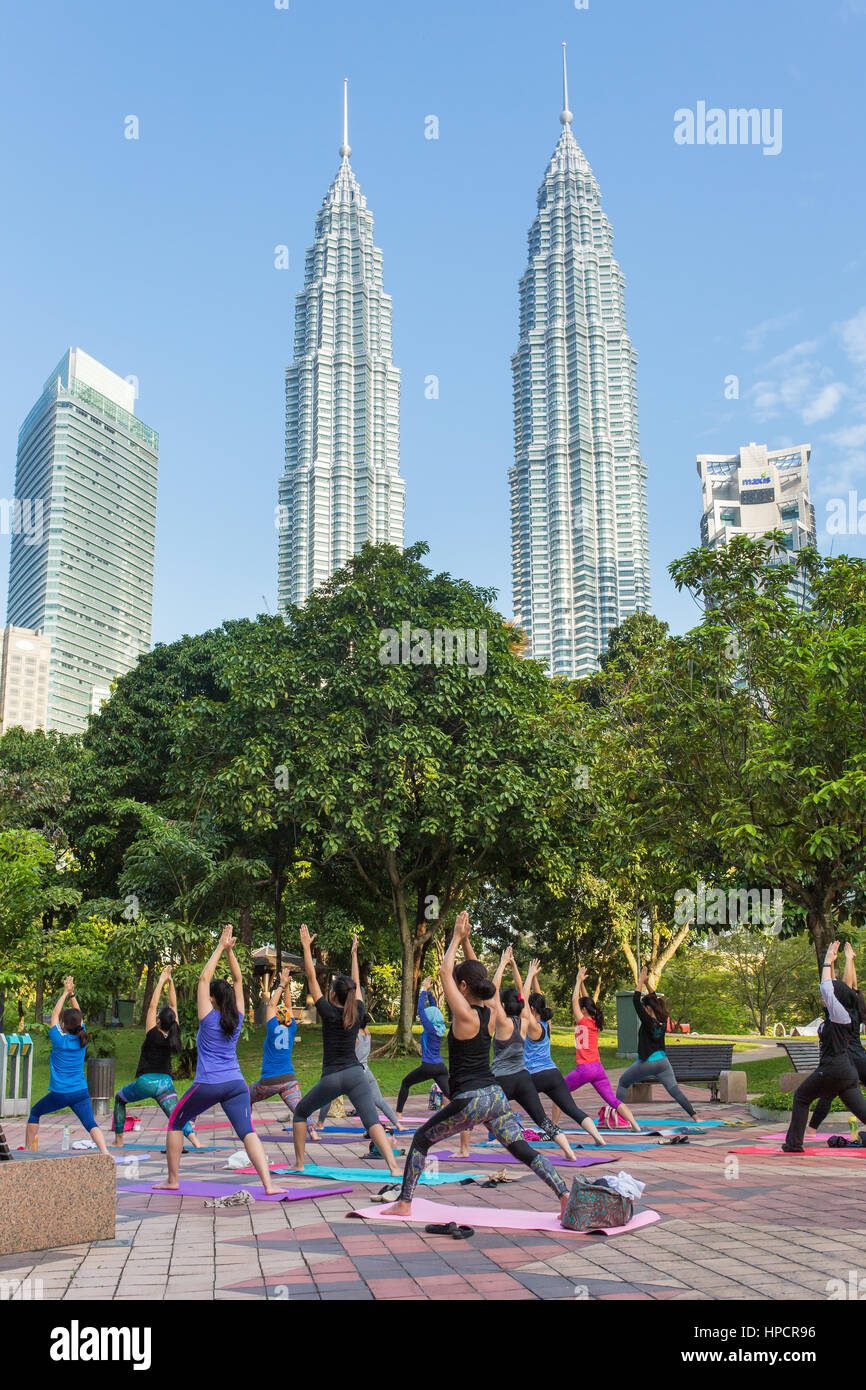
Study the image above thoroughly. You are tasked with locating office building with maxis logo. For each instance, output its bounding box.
[697,442,815,555]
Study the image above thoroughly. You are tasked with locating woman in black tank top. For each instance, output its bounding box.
[384,912,572,1222]
[784,941,866,1152]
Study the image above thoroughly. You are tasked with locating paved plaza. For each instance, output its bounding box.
[2,1080,863,1303]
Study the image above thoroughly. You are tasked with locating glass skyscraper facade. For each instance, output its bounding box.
[6,348,158,734]
[510,49,651,678]
[278,83,405,610]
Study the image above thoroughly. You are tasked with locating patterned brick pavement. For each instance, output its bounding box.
[2,1085,865,1302]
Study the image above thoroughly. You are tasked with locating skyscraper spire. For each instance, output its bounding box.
[560,41,573,126]
[339,76,351,159]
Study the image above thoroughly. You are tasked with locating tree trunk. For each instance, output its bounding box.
[35,977,44,1022]
[373,853,423,1057]
[238,906,252,1015]
[274,872,285,973]
[807,905,834,973]
[139,960,155,1025]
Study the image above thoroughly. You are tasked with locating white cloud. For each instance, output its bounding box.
[839,307,866,366]
[826,423,866,449]
[802,383,847,424]
[742,311,800,352]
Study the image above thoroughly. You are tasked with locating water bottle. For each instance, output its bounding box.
[62,1125,70,1151]
[849,1114,859,1142]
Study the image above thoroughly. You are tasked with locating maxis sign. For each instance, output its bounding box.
[741,474,772,487]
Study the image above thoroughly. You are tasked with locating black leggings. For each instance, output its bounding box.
[496,1069,562,1138]
[530,1068,588,1125]
[396,1061,451,1113]
[293,1066,380,1133]
[786,1054,866,1149]
[810,1049,866,1130]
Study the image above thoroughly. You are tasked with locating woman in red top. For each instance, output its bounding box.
[553,966,641,1132]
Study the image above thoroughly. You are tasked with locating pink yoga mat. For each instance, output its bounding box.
[764,1132,850,1144]
[118,1180,352,1202]
[729,1145,866,1157]
[437,1149,613,1168]
[349,1197,660,1237]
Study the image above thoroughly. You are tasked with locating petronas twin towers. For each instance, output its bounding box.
[278,50,651,677]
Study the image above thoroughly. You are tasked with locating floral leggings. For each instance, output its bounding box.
[113,1073,194,1138]
[399,1084,568,1203]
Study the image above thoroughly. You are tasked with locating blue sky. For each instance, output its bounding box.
[1,0,864,645]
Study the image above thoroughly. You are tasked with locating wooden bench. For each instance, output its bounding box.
[667,1044,735,1102]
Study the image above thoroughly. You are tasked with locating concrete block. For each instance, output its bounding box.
[0,1153,115,1256]
[629,1082,653,1103]
[719,1069,747,1103]
[778,1071,802,1094]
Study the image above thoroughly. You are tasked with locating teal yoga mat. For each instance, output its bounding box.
[266,1164,477,1186]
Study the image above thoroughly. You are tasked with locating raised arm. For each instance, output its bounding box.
[224,937,245,1015]
[167,970,178,1016]
[147,966,170,1032]
[51,977,74,1029]
[299,924,322,1003]
[197,924,232,1019]
[522,958,543,1038]
[350,934,363,1001]
[492,946,512,991]
[440,911,481,1035]
[572,966,587,1025]
[843,942,857,990]
[267,966,292,1023]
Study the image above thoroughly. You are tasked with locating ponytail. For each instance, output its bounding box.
[529,991,553,1024]
[331,975,359,1030]
[209,979,240,1038]
[157,1005,182,1053]
[579,996,604,1031]
[60,1008,87,1046]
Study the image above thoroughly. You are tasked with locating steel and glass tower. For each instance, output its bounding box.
[278,81,405,609]
[510,46,650,678]
[6,348,158,733]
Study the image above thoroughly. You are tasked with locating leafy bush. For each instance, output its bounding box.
[753,1089,848,1113]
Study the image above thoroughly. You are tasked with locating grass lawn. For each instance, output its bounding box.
[21,1022,786,1118]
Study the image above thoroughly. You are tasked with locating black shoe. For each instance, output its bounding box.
[780,1143,805,1153]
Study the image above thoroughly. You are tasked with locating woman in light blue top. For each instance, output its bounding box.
[26,976,110,1154]
[156,924,285,1193]
[522,960,604,1144]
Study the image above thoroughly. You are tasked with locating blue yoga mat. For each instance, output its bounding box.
[113,1143,230,1153]
[271,1164,476,1186]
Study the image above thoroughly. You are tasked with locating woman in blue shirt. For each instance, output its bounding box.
[395,976,452,1120]
[249,965,318,1139]
[25,977,109,1154]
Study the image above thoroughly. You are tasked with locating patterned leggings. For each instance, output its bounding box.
[399,1084,568,1203]
[248,1073,302,1114]
[113,1073,194,1138]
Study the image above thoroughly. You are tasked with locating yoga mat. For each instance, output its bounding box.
[437,1149,614,1168]
[348,1197,661,1237]
[117,1180,353,1202]
[112,1153,151,1164]
[178,1120,260,1131]
[729,1145,866,1158]
[112,1143,229,1153]
[231,1163,478,1185]
[480,1137,666,1151]
[764,1132,850,1144]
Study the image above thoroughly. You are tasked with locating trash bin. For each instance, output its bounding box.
[616,989,640,1058]
[86,1058,116,1117]
[115,999,135,1028]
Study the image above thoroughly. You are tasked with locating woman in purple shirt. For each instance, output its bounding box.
[157,924,284,1194]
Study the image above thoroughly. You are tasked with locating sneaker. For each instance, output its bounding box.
[780,1143,805,1154]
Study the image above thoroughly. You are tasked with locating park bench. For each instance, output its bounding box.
[667,1043,735,1102]
[777,1039,820,1094]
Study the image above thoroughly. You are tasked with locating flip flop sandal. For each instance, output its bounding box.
[660,1134,689,1145]
[371,1186,401,1203]
[424,1222,474,1239]
[458,1177,477,1186]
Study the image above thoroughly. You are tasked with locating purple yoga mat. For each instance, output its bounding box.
[117,1180,352,1202]
[437,1149,613,1168]
[349,1197,661,1237]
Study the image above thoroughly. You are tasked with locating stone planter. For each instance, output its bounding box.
[749,1103,793,1123]
[86,1057,116,1117]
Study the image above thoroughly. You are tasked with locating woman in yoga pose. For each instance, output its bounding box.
[487,947,580,1160]
[157,925,284,1193]
[113,966,202,1149]
[249,965,319,1139]
[394,976,451,1121]
[785,941,866,1152]
[384,913,572,1221]
[809,942,866,1134]
[26,977,109,1154]
[552,966,641,1132]
[521,963,605,1144]
[317,937,402,1135]
[615,967,698,1121]
[291,926,401,1179]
